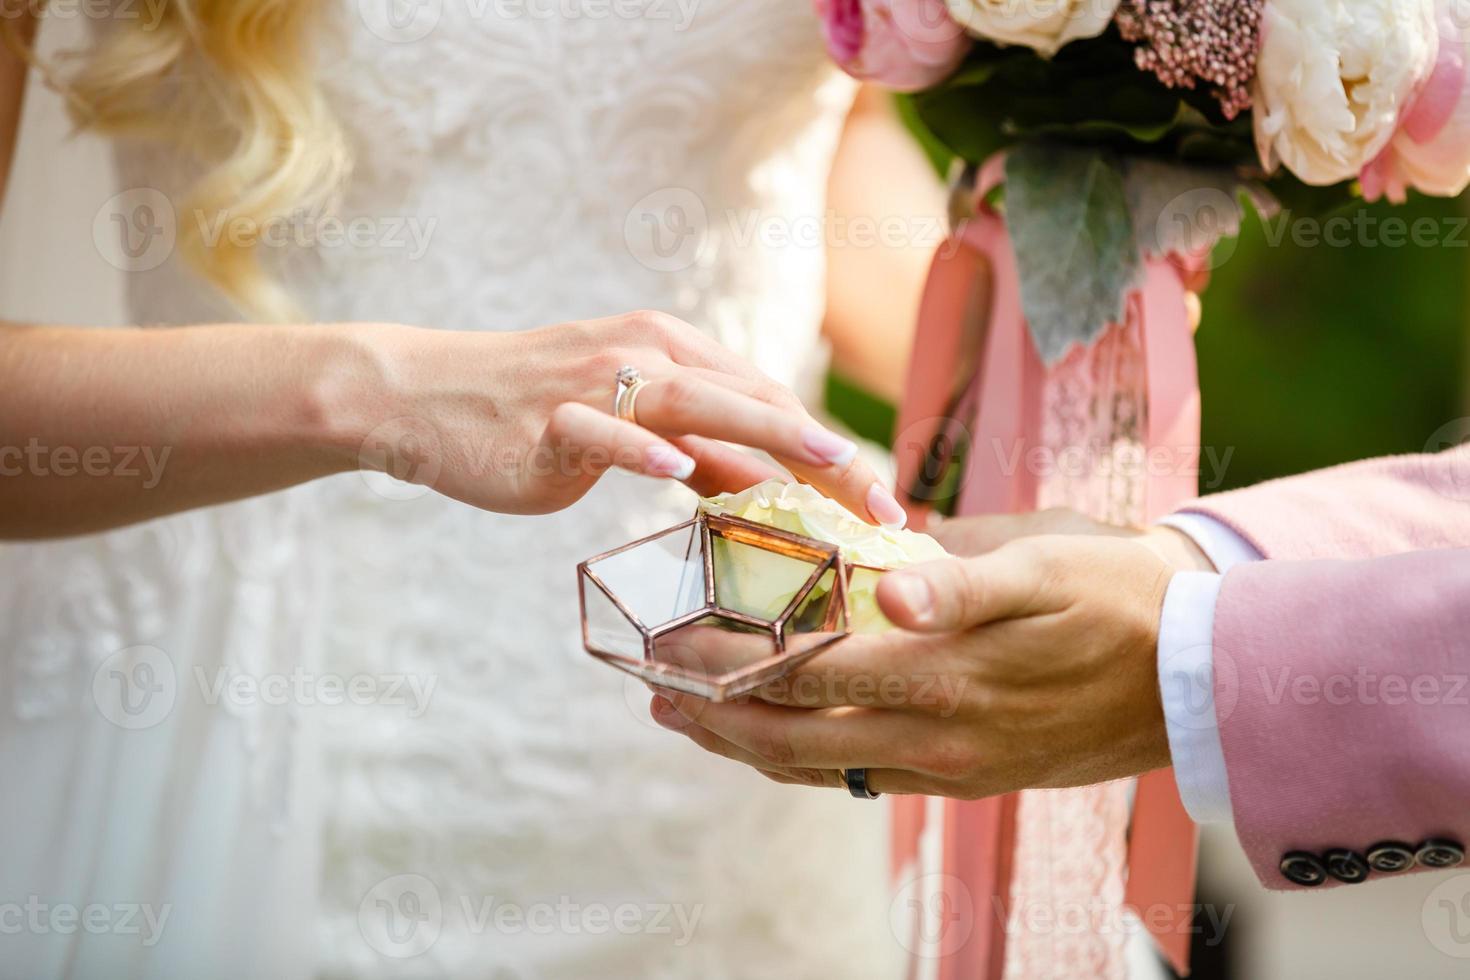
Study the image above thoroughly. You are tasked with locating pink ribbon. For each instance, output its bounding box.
[892,169,1202,979]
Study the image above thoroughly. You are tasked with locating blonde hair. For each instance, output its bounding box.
[29,0,349,320]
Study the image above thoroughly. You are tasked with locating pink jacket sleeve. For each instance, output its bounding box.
[1176,446,1470,560]
[1177,446,1470,890]
[1209,551,1470,891]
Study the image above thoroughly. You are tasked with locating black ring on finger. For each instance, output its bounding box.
[840,768,881,800]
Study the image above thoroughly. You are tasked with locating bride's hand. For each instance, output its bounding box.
[350,311,909,523]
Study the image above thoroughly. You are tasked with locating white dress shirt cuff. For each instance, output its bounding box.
[1158,512,1264,571]
[1157,571,1236,824]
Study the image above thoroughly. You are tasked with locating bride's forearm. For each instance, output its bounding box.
[0,320,401,539]
[0,310,911,539]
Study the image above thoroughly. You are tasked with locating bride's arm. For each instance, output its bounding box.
[0,321,375,537]
[822,86,947,405]
[0,316,914,540]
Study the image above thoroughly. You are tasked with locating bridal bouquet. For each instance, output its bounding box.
[815,0,1470,357]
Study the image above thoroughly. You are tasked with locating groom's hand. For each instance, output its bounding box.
[652,528,1206,799]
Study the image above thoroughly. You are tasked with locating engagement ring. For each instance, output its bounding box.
[614,365,648,424]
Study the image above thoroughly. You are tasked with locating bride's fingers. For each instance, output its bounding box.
[671,435,787,497]
[633,374,855,469]
[646,315,779,387]
[676,367,914,531]
[679,365,809,416]
[538,403,697,488]
[632,376,901,526]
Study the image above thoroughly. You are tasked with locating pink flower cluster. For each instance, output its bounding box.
[814,0,1470,200]
[813,0,972,93]
[1115,0,1263,120]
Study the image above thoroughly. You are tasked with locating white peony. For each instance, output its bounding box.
[944,0,1120,56]
[1254,0,1440,185]
[700,480,948,633]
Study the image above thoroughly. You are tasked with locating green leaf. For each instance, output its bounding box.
[1005,144,1142,364]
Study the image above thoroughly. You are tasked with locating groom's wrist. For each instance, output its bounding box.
[1140,525,1218,574]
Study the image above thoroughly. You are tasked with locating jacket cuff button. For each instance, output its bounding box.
[1416,839,1466,870]
[1280,851,1328,887]
[1324,849,1370,884]
[1366,841,1417,873]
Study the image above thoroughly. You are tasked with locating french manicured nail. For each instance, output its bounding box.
[646,446,695,480]
[888,572,934,625]
[867,483,908,529]
[802,426,858,467]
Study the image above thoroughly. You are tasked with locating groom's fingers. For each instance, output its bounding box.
[752,633,967,714]
[658,694,928,772]
[652,698,966,797]
[654,702,947,796]
[876,541,1054,633]
[755,766,951,799]
[654,704,845,788]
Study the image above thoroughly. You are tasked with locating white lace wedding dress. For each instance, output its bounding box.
[0,3,903,978]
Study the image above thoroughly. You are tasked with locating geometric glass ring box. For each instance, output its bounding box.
[578,512,852,702]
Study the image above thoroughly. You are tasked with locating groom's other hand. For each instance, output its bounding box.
[654,532,1200,799]
[928,508,1212,572]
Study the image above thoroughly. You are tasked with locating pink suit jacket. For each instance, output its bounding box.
[1180,446,1470,891]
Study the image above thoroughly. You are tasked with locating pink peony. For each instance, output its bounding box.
[813,0,973,92]
[1361,5,1470,202]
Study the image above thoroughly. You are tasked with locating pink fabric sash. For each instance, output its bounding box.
[891,176,1201,979]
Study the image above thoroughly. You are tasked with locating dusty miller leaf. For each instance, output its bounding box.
[1004,144,1141,365]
